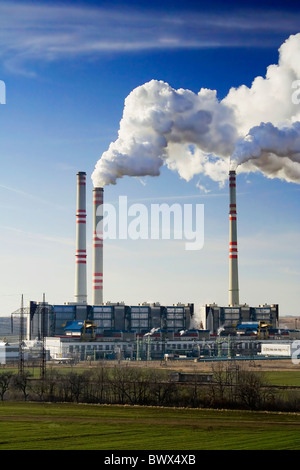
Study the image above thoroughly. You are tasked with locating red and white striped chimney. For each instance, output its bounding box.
[92,187,104,305]
[229,170,239,306]
[74,171,87,304]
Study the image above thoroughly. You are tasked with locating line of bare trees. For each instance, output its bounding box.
[0,362,299,412]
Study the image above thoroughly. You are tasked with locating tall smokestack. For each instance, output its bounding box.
[92,187,104,305]
[229,169,239,306]
[74,171,87,304]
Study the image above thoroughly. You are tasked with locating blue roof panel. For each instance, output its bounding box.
[64,321,84,331]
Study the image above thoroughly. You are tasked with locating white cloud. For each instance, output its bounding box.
[0,2,299,74]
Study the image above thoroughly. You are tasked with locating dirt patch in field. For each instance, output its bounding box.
[77,358,300,373]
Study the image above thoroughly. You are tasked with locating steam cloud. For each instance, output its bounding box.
[92,33,300,188]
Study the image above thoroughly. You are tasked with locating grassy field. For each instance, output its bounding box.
[0,402,300,450]
[262,371,300,386]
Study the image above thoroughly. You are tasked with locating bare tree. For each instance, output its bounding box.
[92,365,110,403]
[209,362,228,406]
[149,370,175,406]
[0,372,13,401]
[12,371,32,401]
[236,369,270,410]
[65,371,91,403]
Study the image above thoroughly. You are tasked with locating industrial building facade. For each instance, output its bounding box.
[26,300,194,340]
[200,303,279,335]
[44,335,297,363]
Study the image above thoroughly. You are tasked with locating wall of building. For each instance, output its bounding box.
[27,301,194,339]
[45,336,297,362]
[0,342,19,364]
[200,303,279,334]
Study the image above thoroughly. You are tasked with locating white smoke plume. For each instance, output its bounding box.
[231,121,300,167]
[92,33,300,188]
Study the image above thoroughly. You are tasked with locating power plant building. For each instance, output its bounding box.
[199,303,279,335]
[9,168,285,362]
[26,301,194,340]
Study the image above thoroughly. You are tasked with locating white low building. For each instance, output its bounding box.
[45,337,128,361]
[260,343,291,357]
[0,341,19,364]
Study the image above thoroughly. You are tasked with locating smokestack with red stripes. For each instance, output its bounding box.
[229,169,239,306]
[74,172,87,303]
[92,187,104,305]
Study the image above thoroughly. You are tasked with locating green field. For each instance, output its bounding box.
[263,371,300,386]
[0,402,300,450]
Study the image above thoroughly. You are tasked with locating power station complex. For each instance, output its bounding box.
[4,169,296,364]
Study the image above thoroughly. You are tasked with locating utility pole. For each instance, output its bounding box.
[40,293,46,379]
[18,294,24,375]
[146,335,151,361]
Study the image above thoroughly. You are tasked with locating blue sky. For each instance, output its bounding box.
[0,0,300,319]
